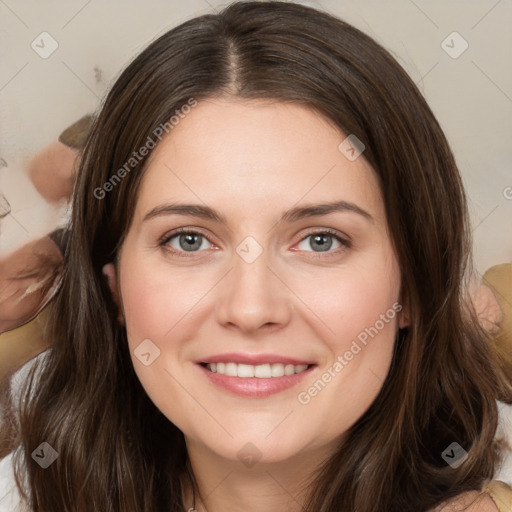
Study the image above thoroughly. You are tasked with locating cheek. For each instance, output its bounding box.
[119,256,207,343]
[118,256,206,426]
[290,273,400,439]
[292,263,401,350]
[299,261,401,424]
[289,258,401,416]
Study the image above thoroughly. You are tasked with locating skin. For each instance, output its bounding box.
[0,138,75,332]
[435,492,498,512]
[27,141,78,203]
[103,97,493,512]
[0,236,62,335]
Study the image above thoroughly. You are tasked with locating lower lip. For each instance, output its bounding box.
[197,364,316,398]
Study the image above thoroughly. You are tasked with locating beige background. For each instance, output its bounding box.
[0,0,511,277]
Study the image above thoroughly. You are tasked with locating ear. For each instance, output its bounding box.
[398,306,410,329]
[102,262,125,326]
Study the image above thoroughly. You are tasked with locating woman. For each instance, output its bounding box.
[5,1,512,510]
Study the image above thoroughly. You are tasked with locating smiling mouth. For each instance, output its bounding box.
[200,362,313,378]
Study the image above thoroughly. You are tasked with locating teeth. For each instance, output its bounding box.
[226,363,236,376]
[205,362,309,377]
[238,364,255,377]
[255,364,271,378]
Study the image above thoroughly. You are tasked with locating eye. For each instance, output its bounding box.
[159,229,215,257]
[294,229,351,255]
[159,227,351,259]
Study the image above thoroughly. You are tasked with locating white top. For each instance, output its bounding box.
[0,352,38,512]
[1,354,512,511]
[0,452,28,512]
[497,401,512,482]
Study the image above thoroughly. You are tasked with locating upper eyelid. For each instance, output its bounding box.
[160,227,213,243]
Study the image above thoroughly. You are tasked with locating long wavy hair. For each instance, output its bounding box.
[7,1,512,510]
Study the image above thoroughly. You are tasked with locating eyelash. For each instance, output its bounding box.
[158,227,351,259]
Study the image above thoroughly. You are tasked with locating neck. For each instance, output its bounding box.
[181,438,336,512]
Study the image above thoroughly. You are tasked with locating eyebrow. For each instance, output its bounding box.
[143,200,374,225]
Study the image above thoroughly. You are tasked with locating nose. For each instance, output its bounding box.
[215,245,293,335]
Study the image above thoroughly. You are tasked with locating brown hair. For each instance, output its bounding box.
[8,1,512,510]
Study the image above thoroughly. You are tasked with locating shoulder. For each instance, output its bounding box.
[436,491,499,512]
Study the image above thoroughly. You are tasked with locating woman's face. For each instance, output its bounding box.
[105,97,407,465]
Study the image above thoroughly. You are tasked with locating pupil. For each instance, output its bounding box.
[181,233,201,251]
[312,234,332,252]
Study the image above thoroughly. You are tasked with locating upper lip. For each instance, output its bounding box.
[197,353,315,366]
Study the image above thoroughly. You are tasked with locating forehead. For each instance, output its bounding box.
[134,97,383,223]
